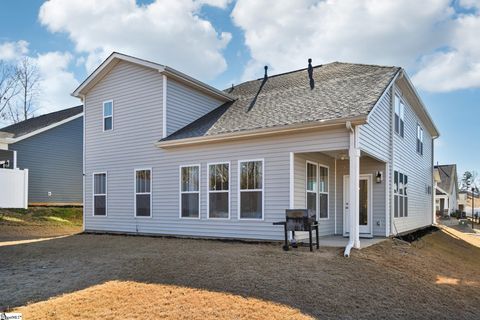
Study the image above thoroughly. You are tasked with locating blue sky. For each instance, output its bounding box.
[1,0,479,176]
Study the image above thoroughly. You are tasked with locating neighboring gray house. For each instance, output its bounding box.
[434,164,459,215]
[73,52,439,250]
[0,106,83,205]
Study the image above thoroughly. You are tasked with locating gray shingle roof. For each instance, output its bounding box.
[435,164,457,193]
[0,105,83,138]
[161,62,400,142]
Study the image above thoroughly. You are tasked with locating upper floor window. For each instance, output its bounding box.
[103,100,113,131]
[239,160,263,220]
[417,124,424,155]
[394,95,404,137]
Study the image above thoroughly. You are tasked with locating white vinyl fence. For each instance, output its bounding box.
[0,168,28,208]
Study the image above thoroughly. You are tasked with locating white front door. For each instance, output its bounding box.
[343,174,373,236]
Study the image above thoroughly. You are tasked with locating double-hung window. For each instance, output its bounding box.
[135,169,152,217]
[93,173,107,216]
[319,166,329,219]
[417,124,424,155]
[103,100,113,131]
[394,170,408,218]
[306,162,329,219]
[306,162,317,219]
[180,165,200,218]
[239,160,263,219]
[208,162,230,219]
[394,95,404,137]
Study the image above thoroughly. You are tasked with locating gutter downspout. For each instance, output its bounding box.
[344,121,360,257]
[80,94,86,233]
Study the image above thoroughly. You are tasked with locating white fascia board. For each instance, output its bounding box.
[0,113,83,145]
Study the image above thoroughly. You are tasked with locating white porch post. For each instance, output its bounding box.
[349,125,361,249]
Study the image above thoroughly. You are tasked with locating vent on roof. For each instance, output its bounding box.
[308,58,314,90]
[264,65,268,79]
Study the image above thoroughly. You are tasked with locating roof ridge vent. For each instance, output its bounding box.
[308,58,314,89]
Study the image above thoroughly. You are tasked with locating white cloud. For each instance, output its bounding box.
[0,40,29,61]
[231,0,480,92]
[39,0,232,81]
[35,51,80,113]
[412,11,480,92]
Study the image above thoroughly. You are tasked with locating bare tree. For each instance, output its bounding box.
[0,61,20,120]
[7,56,41,123]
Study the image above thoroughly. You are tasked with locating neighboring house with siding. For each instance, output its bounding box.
[73,52,439,249]
[0,106,83,205]
[434,164,459,216]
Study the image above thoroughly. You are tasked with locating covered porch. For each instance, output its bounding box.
[288,132,389,252]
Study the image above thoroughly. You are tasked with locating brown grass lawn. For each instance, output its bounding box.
[0,218,479,319]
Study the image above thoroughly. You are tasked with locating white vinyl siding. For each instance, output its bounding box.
[208,162,230,219]
[135,169,152,217]
[103,100,113,131]
[93,172,107,216]
[180,165,200,219]
[238,160,264,220]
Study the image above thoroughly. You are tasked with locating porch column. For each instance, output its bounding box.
[349,125,361,249]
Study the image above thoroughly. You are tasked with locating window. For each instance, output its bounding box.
[319,166,329,219]
[394,95,404,137]
[306,162,329,219]
[417,124,424,155]
[135,169,151,217]
[93,173,107,216]
[394,170,408,218]
[208,162,230,219]
[103,100,113,131]
[239,160,263,219]
[306,162,317,218]
[180,165,200,218]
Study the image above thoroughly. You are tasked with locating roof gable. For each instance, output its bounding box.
[72,52,233,101]
[435,164,458,194]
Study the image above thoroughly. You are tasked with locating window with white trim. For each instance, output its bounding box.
[319,166,329,218]
[180,165,200,218]
[208,163,229,219]
[103,100,113,131]
[306,162,317,218]
[394,95,404,137]
[417,124,424,155]
[135,169,151,217]
[394,170,408,218]
[93,173,107,216]
[239,160,263,219]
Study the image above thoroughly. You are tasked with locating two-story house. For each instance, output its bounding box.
[73,52,439,252]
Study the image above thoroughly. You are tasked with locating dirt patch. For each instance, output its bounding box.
[16,281,312,320]
[1,225,479,319]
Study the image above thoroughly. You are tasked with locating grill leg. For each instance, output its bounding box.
[315,225,319,249]
[309,226,313,252]
[283,223,289,251]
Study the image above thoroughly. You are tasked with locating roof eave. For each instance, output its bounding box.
[398,70,440,139]
[156,116,367,148]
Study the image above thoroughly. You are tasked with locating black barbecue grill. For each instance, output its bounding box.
[273,209,319,251]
